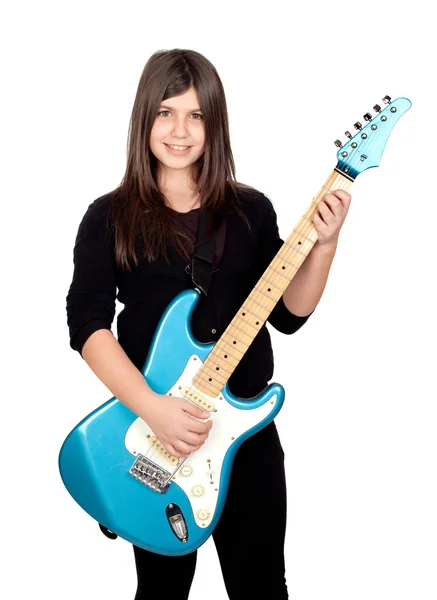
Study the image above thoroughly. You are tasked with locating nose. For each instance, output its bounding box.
[171,115,189,138]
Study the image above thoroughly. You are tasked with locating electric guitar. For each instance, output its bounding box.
[59,95,411,556]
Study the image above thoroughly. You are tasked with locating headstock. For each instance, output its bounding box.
[334,95,412,180]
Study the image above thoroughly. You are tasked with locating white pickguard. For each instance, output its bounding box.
[125,354,277,527]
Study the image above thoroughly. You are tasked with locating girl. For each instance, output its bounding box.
[66,48,351,599]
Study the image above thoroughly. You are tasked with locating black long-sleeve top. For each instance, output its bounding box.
[66,186,313,399]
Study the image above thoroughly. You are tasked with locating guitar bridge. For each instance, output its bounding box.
[129,454,171,493]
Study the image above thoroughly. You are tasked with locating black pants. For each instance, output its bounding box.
[133,421,288,599]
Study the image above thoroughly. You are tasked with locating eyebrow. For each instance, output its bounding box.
[159,105,202,112]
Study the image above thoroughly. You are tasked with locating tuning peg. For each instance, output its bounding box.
[382,95,391,104]
[334,139,343,148]
[373,104,381,113]
[354,122,362,130]
[345,131,352,139]
[363,112,372,121]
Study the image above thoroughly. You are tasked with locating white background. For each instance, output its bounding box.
[2,1,436,598]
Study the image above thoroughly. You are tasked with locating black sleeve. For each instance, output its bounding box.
[66,197,117,355]
[256,194,314,335]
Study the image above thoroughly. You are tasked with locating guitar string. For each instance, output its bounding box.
[142,171,353,480]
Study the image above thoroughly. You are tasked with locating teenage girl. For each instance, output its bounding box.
[66,48,351,600]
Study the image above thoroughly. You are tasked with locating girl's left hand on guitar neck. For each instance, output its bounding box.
[313,189,352,254]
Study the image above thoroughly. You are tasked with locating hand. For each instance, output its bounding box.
[313,189,352,250]
[143,392,213,458]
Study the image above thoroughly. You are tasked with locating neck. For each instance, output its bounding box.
[158,166,197,194]
[191,169,353,397]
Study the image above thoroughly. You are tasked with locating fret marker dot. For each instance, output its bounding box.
[282,266,285,269]
[268,288,271,292]
[224,355,228,358]
[233,341,236,344]
[298,241,301,245]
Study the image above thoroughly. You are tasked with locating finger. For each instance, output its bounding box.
[183,430,209,445]
[185,417,213,434]
[312,211,328,230]
[174,440,202,456]
[331,189,352,205]
[316,201,336,225]
[321,194,342,215]
[165,443,185,459]
[181,399,211,420]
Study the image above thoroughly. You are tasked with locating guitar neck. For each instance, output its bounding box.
[193,170,354,397]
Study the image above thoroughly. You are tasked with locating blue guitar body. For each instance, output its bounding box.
[59,289,284,556]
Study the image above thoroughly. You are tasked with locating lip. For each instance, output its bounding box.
[164,143,192,156]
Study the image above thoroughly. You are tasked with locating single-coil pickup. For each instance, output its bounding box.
[180,387,215,411]
[148,437,180,465]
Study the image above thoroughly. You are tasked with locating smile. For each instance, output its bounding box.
[165,144,192,150]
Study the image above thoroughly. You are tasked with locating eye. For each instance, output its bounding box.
[157,110,203,120]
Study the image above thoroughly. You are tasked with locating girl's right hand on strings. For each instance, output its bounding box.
[143,392,213,458]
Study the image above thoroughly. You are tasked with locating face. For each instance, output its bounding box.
[149,86,206,179]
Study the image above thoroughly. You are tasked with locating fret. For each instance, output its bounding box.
[228,321,256,342]
[253,286,281,303]
[273,251,302,270]
[215,338,245,356]
[302,214,314,224]
[260,276,284,293]
[194,366,224,386]
[221,330,249,349]
[203,358,233,377]
[211,343,240,365]
[245,296,271,316]
[283,241,308,257]
[241,304,268,322]
[198,362,228,384]
[265,265,294,280]
[235,314,263,332]
[193,371,222,394]
[207,348,239,370]
[292,228,317,244]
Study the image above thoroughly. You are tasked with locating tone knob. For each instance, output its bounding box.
[191,484,205,497]
[196,508,210,521]
[180,465,193,477]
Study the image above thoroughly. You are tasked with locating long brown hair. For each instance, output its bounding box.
[107,48,254,270]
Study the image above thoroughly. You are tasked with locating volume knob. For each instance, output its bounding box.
[180,464,193,477]
[196,508,210,521]
[191,484,205,497]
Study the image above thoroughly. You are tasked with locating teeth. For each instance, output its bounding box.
[167,144,190,150]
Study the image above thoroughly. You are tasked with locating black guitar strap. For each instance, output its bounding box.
[185,207,218,296]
